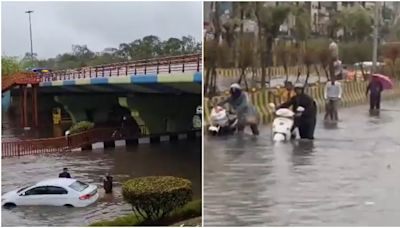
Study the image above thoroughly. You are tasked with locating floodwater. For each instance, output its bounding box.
[1,140,201,226]
[204,100,400,226]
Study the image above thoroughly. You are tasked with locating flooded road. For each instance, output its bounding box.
[204,100,400,226]
[2,140,201,226]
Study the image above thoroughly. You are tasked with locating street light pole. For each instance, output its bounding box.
[25,10,34,61]
[372,2,379,73]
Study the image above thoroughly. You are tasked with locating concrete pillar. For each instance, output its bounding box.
[32,85,38,127]
[19,85,24,127]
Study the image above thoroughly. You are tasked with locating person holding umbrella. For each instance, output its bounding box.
[366,73,394,111]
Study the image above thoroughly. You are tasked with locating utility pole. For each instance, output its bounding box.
[25,10,34,61]
[372,2,379,73]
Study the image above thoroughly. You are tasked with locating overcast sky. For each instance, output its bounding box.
[1,1,202,59]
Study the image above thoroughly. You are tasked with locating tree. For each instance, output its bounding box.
[237,35,254,90]
[1,56,21,76]
[181,35,199,54]
[8,35,200,72]
[276,44,290,81]
[19,52,39,70]
[318,48,331,81]
[303,48,316,85]
[161,38,183,56]
[293,5,311,44]
[256,4,291,88]
[384,44,400,78]
[334,6,373,42]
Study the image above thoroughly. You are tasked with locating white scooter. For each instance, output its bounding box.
[208,106,238,135]
[269,103,305,141]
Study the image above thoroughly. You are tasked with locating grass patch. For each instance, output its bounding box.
[89,200,202,226]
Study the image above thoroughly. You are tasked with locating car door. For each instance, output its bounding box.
[16,186,48,206]
[45,186,69,206]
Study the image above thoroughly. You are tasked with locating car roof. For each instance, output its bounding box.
[35,178,78,187]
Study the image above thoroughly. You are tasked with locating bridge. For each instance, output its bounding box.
[2,53,202,136]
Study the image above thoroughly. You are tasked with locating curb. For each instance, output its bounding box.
[75,130,201,151]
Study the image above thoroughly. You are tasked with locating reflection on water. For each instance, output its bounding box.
[2,140,201,226]
[205,101,400,226]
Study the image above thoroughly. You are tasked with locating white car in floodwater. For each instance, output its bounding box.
[2,178,99,208]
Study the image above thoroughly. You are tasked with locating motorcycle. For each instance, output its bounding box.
[208,106,238,135]
[269,103,304,141]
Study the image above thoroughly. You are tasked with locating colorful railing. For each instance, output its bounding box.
[40,53,202,82]
[1,128,125,158]
[1,126,201,158]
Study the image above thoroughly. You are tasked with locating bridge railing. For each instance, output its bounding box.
[40,53,202,82]
[2,127,200,158]
[1,128,124,158]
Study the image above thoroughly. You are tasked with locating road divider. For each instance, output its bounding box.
[204,80,400,126]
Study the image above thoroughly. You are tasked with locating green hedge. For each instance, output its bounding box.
[89,200,202,226]
[122,176,193,221]
[68,121,94,134]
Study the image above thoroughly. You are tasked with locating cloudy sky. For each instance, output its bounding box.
[1,1,202,59]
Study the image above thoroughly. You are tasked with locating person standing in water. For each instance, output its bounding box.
[59,168,71,178]
[218,83,259,135]
[102,173,113,194]
[366,76,383,111]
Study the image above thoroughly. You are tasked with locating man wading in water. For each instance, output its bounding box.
[218,83,259,135]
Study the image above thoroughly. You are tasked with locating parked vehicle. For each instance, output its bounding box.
[2,178,98,208]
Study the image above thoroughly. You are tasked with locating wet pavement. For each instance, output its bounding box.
[204,100,400,226]
[1,140,201,226]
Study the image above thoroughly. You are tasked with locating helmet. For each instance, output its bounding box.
[230,83,242,99]
[230,83,241,90]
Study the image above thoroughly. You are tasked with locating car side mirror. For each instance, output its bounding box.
[19,192,25,196]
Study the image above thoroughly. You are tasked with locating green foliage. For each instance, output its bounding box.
[89,200,201,226]
[122,176,192,221]
[18,35,201,71]
[1,56,21,76]
[68,121,94,134]
[336,6,373,41]
[339,41,373,64]
[238,35,255,69]
[293,6,311,42]
[258,5,291,37]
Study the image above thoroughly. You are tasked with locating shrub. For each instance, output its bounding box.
[68,121,94,134]
[89,200,201,226]
[122,176,193,221]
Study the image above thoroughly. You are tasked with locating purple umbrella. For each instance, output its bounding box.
[372,74,394,90]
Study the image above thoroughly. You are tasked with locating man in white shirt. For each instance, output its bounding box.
[324,79,342,121]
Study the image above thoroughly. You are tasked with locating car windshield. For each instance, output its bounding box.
[68,181,89,192]
[17,186,30,193]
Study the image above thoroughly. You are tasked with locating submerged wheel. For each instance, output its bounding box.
[3,203,16,208]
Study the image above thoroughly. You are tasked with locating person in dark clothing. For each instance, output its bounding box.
[278,83,317,140]
[102,173,113,194]
[366,77,383,111]
[59,168,71,178]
